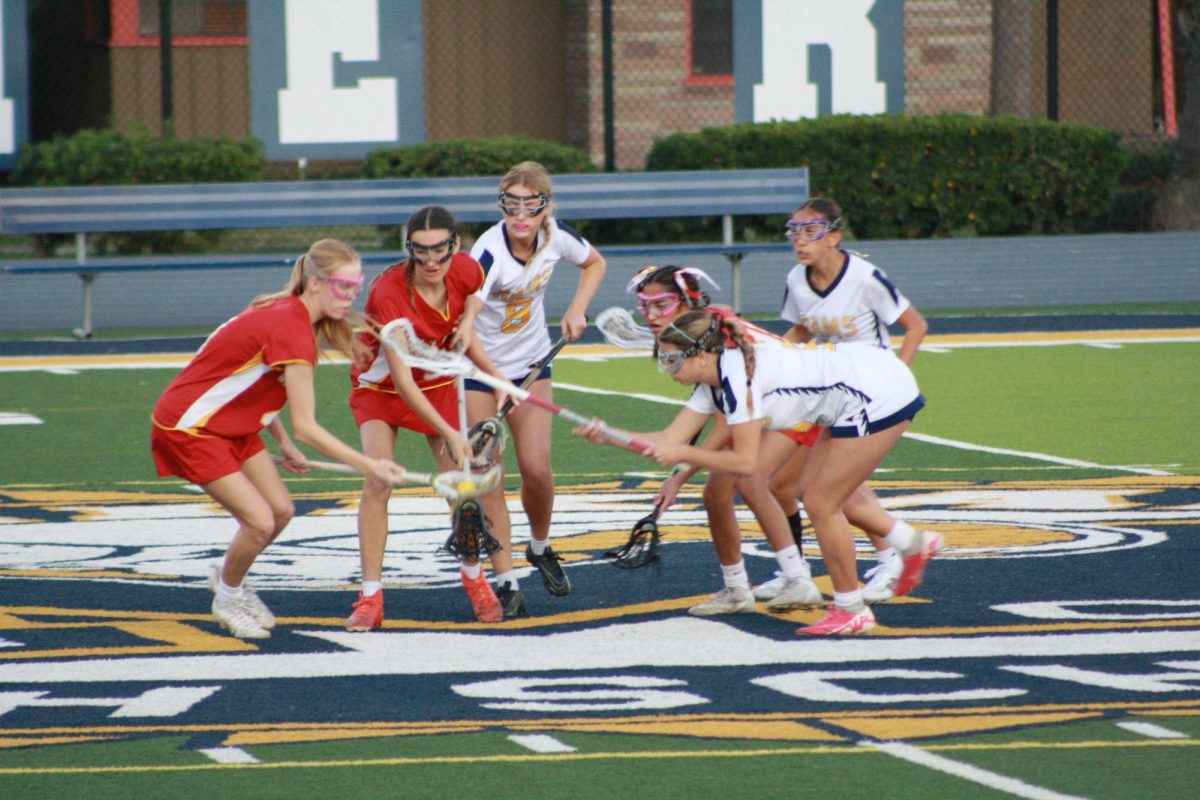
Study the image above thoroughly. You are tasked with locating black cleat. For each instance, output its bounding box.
[525,543,571,596]
[495,582,527,617]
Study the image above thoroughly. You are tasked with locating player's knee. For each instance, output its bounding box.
[272,501,295,531]
[703,478,735,506]
[242,513,277,547]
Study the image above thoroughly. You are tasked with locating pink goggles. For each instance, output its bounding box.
[325,274,365,301]
[636,292,683,320]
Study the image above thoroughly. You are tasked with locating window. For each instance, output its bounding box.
[138,0,246,38]
[689,0,733,83]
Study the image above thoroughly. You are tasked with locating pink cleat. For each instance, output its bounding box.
[796,605,876,636]
[894,531,943,597]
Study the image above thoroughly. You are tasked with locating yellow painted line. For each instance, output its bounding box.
[1,738,1196,776]
[1,328,1198,371]
[8,698,1200,737]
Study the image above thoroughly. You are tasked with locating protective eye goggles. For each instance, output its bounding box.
[324,274,364,301]
[785,217,842,242]
[406,236,455,262]
[498,191,550,217]
[636,292,683,320]
[656,348,689,375]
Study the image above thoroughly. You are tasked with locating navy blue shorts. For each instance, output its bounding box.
[464,365,552,393]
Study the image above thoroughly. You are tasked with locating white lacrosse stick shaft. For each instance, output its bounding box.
[380,319,654,455]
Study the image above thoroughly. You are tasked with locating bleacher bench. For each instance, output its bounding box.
[0,168,808,337]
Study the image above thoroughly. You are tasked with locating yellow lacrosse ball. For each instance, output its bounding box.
[457,479,477,494]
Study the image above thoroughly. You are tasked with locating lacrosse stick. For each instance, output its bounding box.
[270,455,500,503]
[443,342,503,560]
[604,496,666,570]
[468,335,568,467]
[381,319,654,455]
[596,306,655,350]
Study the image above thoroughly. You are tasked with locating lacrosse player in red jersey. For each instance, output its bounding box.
[627,265,823,615]
[755,197,930,604]
[465,161,606,617]
[579,310,939,635]
[348,205,512,628]
[151,239,407,640]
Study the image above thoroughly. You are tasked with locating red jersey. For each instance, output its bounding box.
[152,296,316,438]
[351,253,485,395]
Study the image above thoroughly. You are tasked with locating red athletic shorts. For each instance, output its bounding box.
[151,423,266,484]
[780,424,823,448]
[350,383,458,435]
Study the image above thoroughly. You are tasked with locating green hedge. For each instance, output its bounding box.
[10,126,263,254]
[646,113,1129,239]
[362,136,596,245]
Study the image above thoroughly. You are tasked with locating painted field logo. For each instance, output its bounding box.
[0,476,1197,751]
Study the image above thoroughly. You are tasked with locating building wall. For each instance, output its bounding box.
[110,45,248,138]
[423,0,569,143]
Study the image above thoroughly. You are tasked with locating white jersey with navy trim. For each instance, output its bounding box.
[780,251,910,349]
[469,218,593,378]
[683,338,921,438]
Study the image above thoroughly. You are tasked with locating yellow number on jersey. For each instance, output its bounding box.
[502,297,532,333]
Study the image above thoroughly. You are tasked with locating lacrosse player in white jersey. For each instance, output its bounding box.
[465,161,606,617]
[577,310,941,635]
[753,197,929,604]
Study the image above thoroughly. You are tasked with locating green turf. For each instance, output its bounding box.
[1,337,1196,489]
[1,336,1197,798]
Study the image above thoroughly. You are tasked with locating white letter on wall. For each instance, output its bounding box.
[277,0,398,144]
[0,8,15,156]
[753,0,887,122]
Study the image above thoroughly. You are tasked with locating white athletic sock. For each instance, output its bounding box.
[461,562,482,580]
[528,537,549,556]
[884,520,918,556]
[720,560,751,590]
[215,579,242,604]
[833,589,866,612]
[494,570,518,590]
[773,544,810,580]
[361,581,382,597]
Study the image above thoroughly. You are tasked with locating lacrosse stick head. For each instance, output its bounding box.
[444,498,502,560]
[604,511,661,569]
[596,306,656,350]
[378,318,472,377]
[429,464,502,502]
[468,416,507,469]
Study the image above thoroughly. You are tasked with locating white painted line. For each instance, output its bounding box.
[903,432,1173,477]
[1083,343,1123,349]
[1115,721,1189,739]
[555,384,1173,477]
[0,412,42,425]
[863,740,1090,800]
[556,382,685,407]
[507,734,578,754]
[198,747,260,764]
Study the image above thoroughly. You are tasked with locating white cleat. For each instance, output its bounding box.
[209,564,276,629]
[764,577,824,612]
[861,549,904,604]
[687,586,757,616]
[752,571,786,601]
[212,596,271,640]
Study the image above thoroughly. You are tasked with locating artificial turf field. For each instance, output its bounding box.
[0,325,1198,799]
